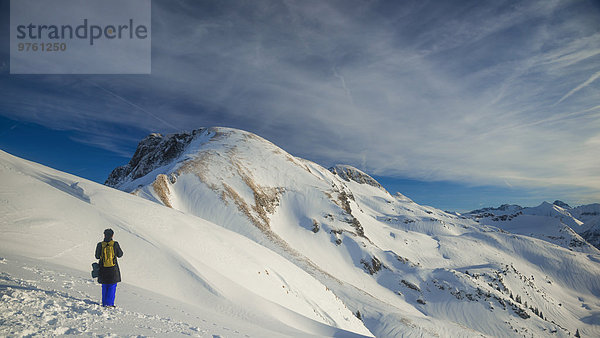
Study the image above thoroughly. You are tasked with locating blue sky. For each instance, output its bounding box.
[1,0,599,212]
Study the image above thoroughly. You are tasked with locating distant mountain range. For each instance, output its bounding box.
[463,200,600,250]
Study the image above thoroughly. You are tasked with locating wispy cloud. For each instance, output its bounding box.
[556,70,600,105]
[86,81,180,130]
[1,0,599,202]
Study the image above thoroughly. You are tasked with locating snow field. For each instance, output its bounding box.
[0,254,243,337]
[0,150,373,337]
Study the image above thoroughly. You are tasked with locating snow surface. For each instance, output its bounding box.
[1,253,257,337]
[0,149,372,337]
[100,127,600,337]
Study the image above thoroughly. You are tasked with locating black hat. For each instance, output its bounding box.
[104,228,114,239]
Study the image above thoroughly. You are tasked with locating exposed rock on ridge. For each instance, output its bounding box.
[105,129,205,188]
[329,164,383,189]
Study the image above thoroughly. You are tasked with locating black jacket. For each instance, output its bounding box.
[95,240,123,284]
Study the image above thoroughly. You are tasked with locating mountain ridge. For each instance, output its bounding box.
[464,200,600,250]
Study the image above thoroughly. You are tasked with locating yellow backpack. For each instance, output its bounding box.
[101,241,116,267]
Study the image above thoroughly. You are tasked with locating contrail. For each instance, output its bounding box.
[87,81,179,130]
[556,70,600,105]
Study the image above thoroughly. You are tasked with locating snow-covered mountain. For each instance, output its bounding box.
[0,149,371,337]
[464,200,600,251]
[102,127,600,337]
[570,203,600,249]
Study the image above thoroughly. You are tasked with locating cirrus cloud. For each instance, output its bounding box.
[1,0,599,203]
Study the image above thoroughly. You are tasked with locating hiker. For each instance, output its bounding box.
[95,228,123,307]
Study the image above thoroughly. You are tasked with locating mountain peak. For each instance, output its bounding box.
[553,200,571,209]
[328,165,384,190]
[467,204,523,214]
[105,129,206,188]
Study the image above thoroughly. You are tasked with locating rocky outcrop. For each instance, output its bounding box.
[105,129,204,188]
[329,165,383,189]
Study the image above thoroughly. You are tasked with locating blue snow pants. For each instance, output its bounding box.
[101,283,117,306]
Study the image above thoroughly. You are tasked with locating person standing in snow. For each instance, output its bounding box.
[95,228,123,307]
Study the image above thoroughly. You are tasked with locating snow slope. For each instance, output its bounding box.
[0,149,372,337]
[1,253,259,337]
[106,127,600,337]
